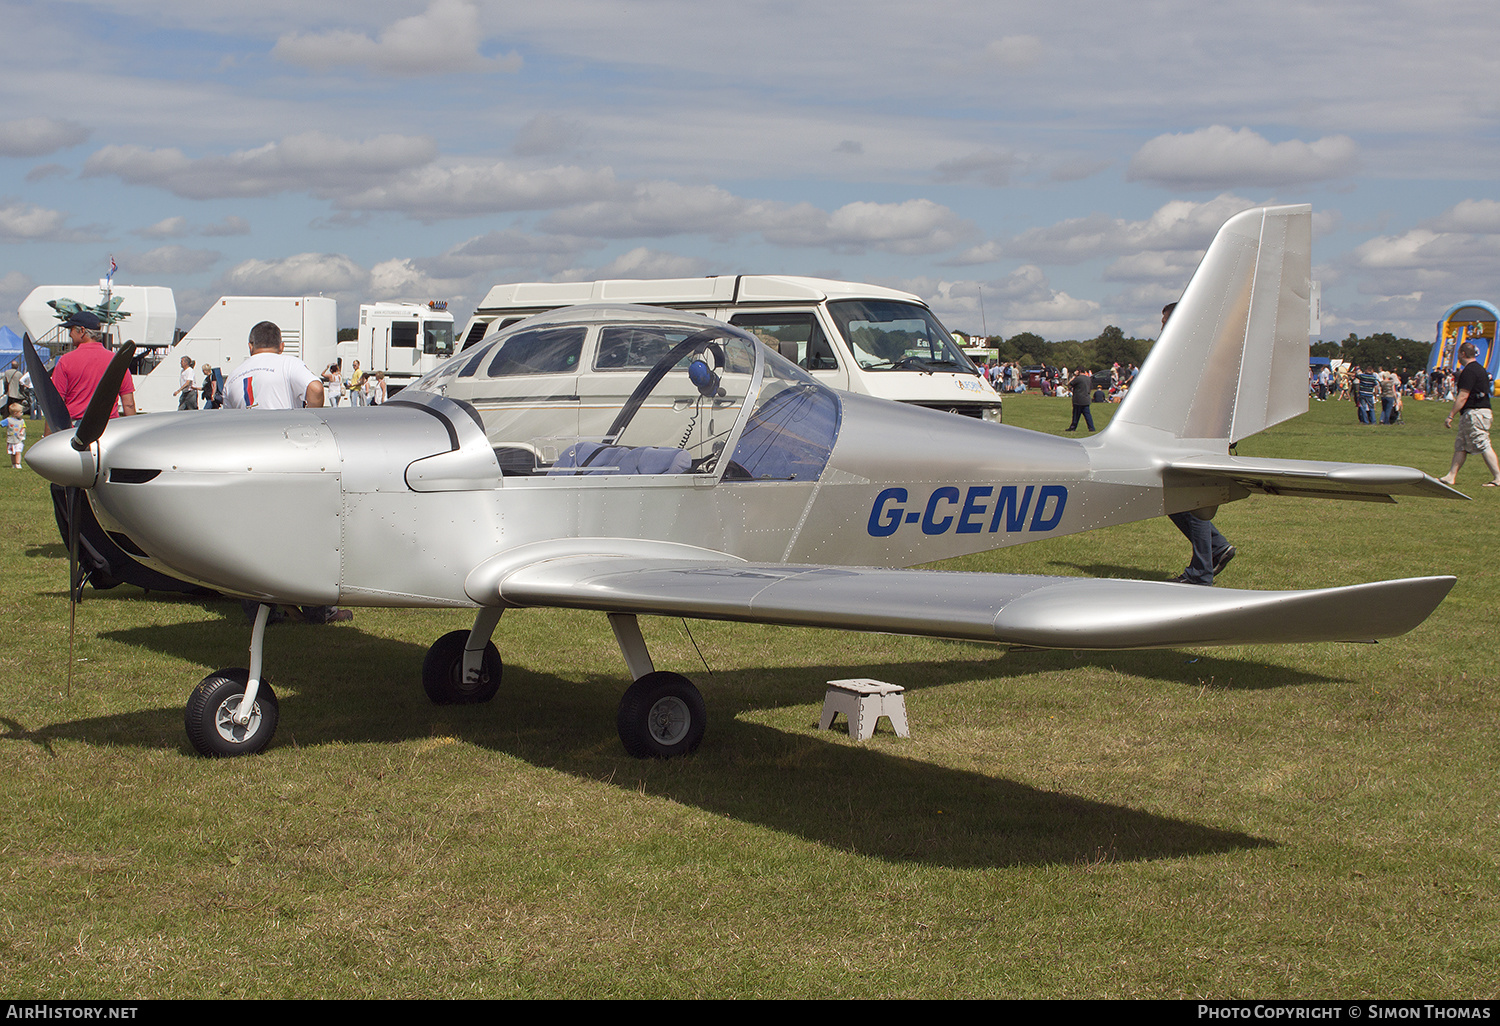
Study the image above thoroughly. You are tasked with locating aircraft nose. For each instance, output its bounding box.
[25,432,97,488]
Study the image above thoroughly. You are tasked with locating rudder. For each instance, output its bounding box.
[1108,204,1311,446]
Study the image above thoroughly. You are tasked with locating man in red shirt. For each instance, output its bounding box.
[49,311,136,429]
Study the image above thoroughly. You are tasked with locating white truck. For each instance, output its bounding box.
[337,300,455,396]
[455,275,1002,422]
[132,296,338,413]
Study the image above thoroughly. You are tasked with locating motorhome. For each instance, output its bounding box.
[456,276,1003,422]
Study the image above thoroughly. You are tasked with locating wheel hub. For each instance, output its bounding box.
[214,695,261,743]
[648,696,690,745]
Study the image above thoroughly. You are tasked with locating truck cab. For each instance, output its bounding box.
[345,301,456,396]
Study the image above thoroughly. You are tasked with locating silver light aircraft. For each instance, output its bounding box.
[26,204,1461,759]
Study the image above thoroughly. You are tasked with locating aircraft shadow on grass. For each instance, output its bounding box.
[4,618,1293,869]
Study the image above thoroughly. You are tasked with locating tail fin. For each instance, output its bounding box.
[1108,204,1311,446]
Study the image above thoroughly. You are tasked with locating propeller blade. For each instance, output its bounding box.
[71,342,135,452]
[23,335,71,435]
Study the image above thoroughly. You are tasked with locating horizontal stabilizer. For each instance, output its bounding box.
[1166,454,1467,503]
[496,556,1455,650]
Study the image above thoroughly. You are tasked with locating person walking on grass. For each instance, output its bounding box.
[1438,341,1500,488]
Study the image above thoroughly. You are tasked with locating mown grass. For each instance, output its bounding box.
[0,395,1495,999]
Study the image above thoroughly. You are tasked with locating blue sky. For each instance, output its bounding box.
[2,0,1497,342]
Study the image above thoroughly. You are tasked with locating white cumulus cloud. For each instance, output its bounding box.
[0,200,86,241]
[593,247,707,280]
[1128,126,1359,189]
[273,0,521,77]
[83,133,438,201]
[1008,194,1259,264]
[1426,199,1500,234]
[763,198,976,255]
[136,216,189,239]
[0,118,90,158]
[217,253,370,298]
[338,160,617,220]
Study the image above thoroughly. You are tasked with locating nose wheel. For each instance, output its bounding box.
[185,669,280,757]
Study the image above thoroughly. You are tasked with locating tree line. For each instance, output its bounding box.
[968,326,1429,372]
[1310,332,1430,371]
[971,325,1156,370]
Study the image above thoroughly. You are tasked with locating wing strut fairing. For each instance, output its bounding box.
[497,556,1456,650]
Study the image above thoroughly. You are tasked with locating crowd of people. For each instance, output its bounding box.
[1310,362,1464,426]
[169,354,389,411]
[5,341,394,419]
[977,359,1140,404]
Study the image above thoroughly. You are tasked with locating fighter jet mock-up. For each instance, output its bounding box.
[26,205,1461,759]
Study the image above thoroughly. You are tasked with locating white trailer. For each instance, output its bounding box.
[456,276,1002,421]
[339,301,455,397]
[133,296,337,414]
[19,282,176,353]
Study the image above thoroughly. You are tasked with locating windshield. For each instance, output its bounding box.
[424,321,453,356]
[403,308,842,482]
[827,300,977,373]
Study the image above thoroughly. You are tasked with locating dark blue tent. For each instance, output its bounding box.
[0,325,48,369]
[0,324,23,368]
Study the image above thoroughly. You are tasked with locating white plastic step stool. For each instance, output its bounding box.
[819,678,909,741]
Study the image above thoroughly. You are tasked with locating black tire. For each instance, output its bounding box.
[617,672,706,759]
[184,669,279,757]
[422,630,503,704]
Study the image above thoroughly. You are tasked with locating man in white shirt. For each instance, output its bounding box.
[222,321,349,624]
[223,321,325,410]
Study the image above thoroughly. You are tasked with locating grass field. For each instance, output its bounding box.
[1,394,1495,999]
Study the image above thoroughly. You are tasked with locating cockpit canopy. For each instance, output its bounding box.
[406,305,842,483]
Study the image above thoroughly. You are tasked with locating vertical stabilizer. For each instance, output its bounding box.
[1108,205,1311,446]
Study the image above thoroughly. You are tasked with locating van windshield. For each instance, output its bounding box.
[827,300,978,373]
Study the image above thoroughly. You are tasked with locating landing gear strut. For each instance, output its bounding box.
[184,602,279,757]
[608,613,705,759]
[422,608,504,704]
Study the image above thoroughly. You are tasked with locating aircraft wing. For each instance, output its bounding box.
[494,555,1455,650]
[1166,454,1465,503]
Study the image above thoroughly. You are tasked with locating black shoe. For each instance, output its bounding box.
[1212,546,1236,576]
[1170,573,1210,585]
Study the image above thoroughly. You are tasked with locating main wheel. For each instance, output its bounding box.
[184,669,279,757]
[617,672,706,759]
[422,630,503,704]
